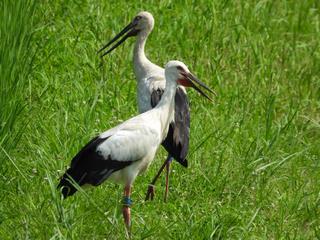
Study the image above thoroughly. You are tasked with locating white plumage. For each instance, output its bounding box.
[97,113,164,184]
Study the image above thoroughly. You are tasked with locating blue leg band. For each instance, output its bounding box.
[123,196,133,207]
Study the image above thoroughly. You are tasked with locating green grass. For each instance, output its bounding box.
[1,0,319,239]
[0,0,35,165]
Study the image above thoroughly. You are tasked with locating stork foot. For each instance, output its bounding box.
[145,184,155,201]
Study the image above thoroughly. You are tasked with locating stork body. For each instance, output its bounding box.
[58,61,214,233]
[59,96,173,196]
[99,12,190,201]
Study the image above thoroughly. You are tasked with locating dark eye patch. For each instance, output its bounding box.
[177,66,184,71]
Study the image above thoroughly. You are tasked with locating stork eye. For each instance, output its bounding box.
[135,16,142,21]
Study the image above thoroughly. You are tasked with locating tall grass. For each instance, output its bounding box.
[0,0,35,167]
[0,2,36,237]
[1,0,319,239]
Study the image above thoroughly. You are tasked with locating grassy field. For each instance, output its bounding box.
[1,0,319,239]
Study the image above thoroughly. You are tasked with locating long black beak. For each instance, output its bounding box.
[97,21,138,58]
[184,72,216,101]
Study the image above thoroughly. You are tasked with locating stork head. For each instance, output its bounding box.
[98,11,154,57]
[165,61,216,101]
[134,11,154,33]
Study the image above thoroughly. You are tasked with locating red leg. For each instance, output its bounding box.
[164,159,172,202]
[122,185,132,235]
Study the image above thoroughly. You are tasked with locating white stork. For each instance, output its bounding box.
[98,11,193,201]
[58,60,214,232]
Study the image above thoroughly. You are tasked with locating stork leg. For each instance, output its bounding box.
[164,157,172,202]
[122,185,132,235]
[145,155,173,201]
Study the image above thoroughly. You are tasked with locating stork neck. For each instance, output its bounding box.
[133,31,152,78]
[157,80,177,109]
[156,78,177,139]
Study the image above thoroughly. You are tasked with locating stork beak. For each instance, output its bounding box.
[180,72,216,101]
[97,21,139,57]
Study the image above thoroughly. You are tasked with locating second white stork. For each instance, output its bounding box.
[98,11,194,201]
[57,60,214,232]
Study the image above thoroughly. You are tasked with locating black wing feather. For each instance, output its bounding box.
[151,87,190,167]
[58,136,133,198]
